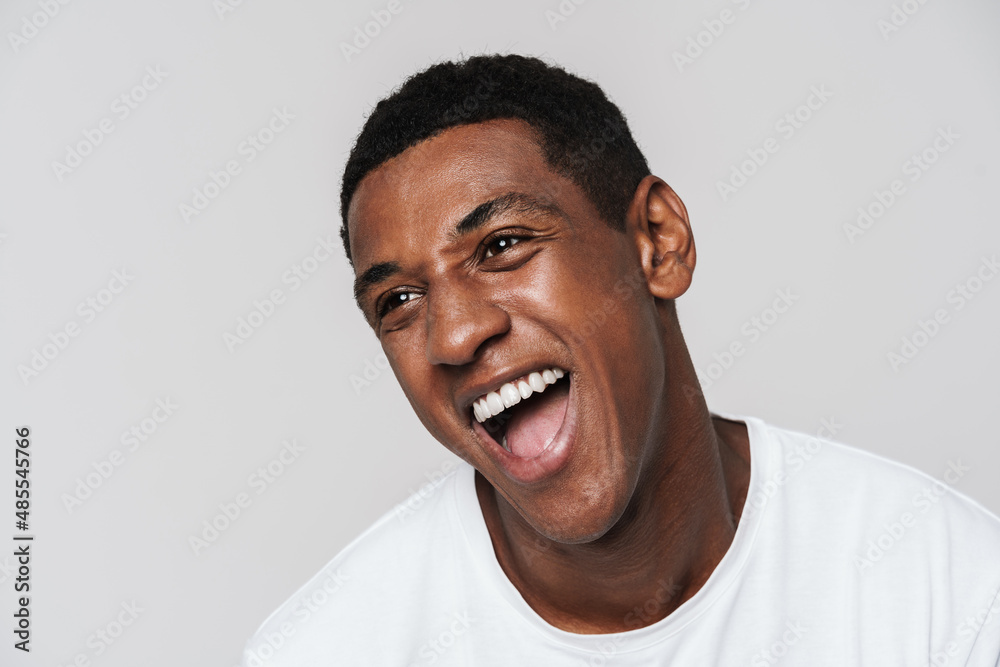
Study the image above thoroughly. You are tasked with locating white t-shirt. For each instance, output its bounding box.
[242,415,1000,666]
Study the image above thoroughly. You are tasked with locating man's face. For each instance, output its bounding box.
[348,119,668,543]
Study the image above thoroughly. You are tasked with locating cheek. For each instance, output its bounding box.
[533,235,654,348]
[383,337,435,420]
[383,335,478,451]
[536,235,664,438]
[518,238,635,318]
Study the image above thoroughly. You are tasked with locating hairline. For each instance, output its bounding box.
[343,116,627,267]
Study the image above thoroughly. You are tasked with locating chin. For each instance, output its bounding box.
[515,477,633,545]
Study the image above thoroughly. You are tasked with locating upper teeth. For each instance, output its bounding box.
[473,367,565,423]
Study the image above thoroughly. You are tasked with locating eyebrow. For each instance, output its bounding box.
[452,191,557,236]
[353,260,402,308]
[352,191,559,312]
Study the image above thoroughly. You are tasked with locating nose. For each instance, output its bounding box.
[425,280,510,366]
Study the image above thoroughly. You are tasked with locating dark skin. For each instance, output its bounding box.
[348,118,751,634]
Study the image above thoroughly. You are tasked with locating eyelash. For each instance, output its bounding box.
[376,230,531,320]
[377,290,419,318]
[482,230,526,259]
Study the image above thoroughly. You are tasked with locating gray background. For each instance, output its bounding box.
[1,0,998,665]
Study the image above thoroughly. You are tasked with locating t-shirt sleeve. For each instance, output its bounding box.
[964,587,1000,667]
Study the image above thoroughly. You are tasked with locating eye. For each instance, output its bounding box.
[378,290,420,317]
[484,235,522,259]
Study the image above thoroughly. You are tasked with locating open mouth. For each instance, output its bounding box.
[471,368,570,459]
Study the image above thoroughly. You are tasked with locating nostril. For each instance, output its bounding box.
[425,294,511,366]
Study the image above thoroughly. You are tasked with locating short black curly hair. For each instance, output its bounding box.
[339,54,651,264]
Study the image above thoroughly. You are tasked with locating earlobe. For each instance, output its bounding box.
[629,176,696,300]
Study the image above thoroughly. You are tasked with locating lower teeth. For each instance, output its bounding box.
[501,434,510,452]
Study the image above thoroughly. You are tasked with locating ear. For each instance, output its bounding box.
[628,176,696,300]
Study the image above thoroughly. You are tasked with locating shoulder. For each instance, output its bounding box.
[751,417,1000,542]
[241,462,473,666]
[745,417,1000,654]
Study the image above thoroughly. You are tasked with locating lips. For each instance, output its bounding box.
[467,367,576,484]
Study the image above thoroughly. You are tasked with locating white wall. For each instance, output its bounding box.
[1,0,997,665]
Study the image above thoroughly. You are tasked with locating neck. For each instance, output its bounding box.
[475,329,751,634]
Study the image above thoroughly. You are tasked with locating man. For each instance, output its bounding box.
[244,55,1000,665]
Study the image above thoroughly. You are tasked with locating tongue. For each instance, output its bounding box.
[505,380,569,458]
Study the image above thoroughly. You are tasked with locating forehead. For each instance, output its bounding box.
[347,119,564,269]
